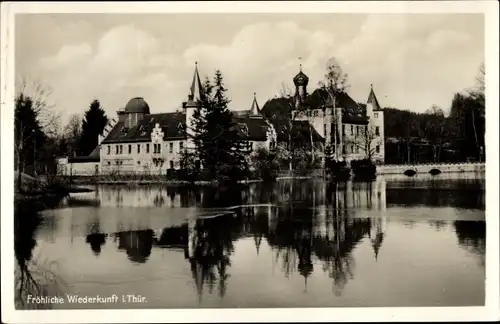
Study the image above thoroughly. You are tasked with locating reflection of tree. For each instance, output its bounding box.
[86,233,107,256]
[115,230,154,264]
[201,185,244,208]
[186,215,238,302]
[369,218,385,261]
[153,188,165,207]
[85,214,107,256]
[453,221,485,267]
[385,179,485,210]
[14,203,66,309]
[428,220,447,231]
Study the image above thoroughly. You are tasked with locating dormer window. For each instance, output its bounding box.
[374,112,379,118]
[239,123,248,135]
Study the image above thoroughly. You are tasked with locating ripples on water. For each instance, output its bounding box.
[14,173,486,309]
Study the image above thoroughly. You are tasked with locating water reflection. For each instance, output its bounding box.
[14,200,67,309]
[15,176,486,308]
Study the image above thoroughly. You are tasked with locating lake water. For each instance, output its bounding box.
[14,173,486,309]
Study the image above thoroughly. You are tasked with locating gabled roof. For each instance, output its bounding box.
[101,112,187,143]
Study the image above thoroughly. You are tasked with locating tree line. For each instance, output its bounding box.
[14,80,108,191]
[379,63,485,164]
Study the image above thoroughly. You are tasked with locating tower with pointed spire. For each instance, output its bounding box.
[184,62,204,149]
[293,64,309,110]
[365,84,385,164]
[249,92,261,117]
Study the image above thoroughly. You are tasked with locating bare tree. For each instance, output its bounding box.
[317,57,351,162]
[347,125,381,162]
[16,77,60,137]
[466,62,485,160]
[279,83,297,171]
[319,57,350,93]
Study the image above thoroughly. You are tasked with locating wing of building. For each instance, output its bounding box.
[262,65,385,164]
[59,64,277,176]
[58,63,385,176]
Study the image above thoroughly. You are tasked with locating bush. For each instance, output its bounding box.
[351,159,376,181]
[251,148,280,182]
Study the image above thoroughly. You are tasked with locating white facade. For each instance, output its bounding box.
[292,85,385,164]
[100,138,187,174]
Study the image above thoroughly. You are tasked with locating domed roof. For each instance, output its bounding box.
[293,70,309,86]
[124,97,150,114]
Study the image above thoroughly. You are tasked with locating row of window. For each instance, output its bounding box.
[323,124,380,137]
[105,160,177,169]
[106,142,185,155]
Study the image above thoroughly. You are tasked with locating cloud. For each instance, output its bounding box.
[35,15,484,125]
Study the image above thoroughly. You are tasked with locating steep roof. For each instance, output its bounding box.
[305,88,365,116]
[187,62,203,103]
[102,112,187,143]
[232,116,270,141]
[249,93,261,116]
[367,85,382,111]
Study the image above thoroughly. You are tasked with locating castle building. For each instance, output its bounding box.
[288,65,385,164]
[59,63,277,176]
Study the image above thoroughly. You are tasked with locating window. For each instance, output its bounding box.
[107,146,110,155]
[128,145,132,154]
[374,112,379,118]
[119,145,123,154]
[137,161,141,165]
[356,126,360,136]
[179,141,184,151]
[342,125,345,136]
[250,142,254,151]
[115,145,119,154]
[356,146,359,154]
[350,125,354,135]
[376,145,380,153]
[137,144,141,154]
[157,143,161,153]
[324,124,327,136]
[153,143,161,154]
[107,161,111,165]
[146,144,150,153]
[169,142,174,153]
[375,126,380,136]
[169,161,174,169]
[342,145,346,155]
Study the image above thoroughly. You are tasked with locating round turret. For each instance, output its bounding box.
[124,97,150,114]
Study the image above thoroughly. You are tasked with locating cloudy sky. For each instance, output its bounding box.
[15,13,484,124]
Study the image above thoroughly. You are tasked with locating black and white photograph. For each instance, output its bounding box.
[1,1,499,323]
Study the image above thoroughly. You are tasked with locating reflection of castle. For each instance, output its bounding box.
[97,186,201,208]
[83,179,391,299]
[115,230,154,263]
